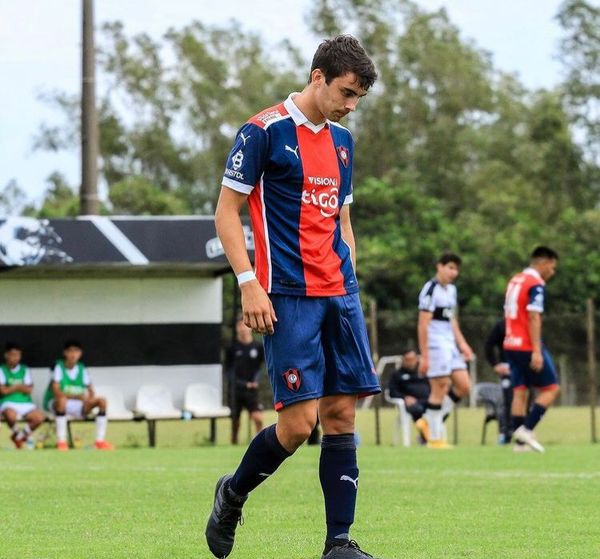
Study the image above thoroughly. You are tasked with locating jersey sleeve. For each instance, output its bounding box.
[52,365,63,383]
[222,123,269,195]
[83,368,91,386]
[0,369,6,385]
[343,133,355,205]
[418,281,436,312]
[526,284,545,313]
[24,368,33,385]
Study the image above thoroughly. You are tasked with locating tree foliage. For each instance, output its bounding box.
[31,0,600,312]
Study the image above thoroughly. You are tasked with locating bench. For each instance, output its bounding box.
[21,365,230,448]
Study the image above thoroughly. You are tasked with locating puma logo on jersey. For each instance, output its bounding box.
[240,132,250,145]
[285,144,300,159]
[340,475,359,489]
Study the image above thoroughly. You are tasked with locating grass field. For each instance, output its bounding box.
[1,407,599,559]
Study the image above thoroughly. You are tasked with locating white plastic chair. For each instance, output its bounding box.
[184,383,230,418]
[384,389,412,447]
[135,384,182,419]
[94,384,134,420]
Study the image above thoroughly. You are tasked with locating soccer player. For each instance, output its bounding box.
[43,340,114,451]
[205,35,381,559]
[0,342,44,448]
[417,253,473,449]
[503,246,560,453]
[226,316,265,445]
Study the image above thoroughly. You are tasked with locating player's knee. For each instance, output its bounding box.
[54,396,67,412]
[30,411,44,427]
[320,406,355,434]
[97,397,107,411]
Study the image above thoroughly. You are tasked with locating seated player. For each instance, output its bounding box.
[43,339,114,451]
[387,348,430,442]
[0,342,44,448]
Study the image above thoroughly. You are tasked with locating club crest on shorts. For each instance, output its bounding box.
[336,146,350,168]
[282,368,302,392]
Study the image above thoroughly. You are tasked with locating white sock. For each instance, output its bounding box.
[56,415,68,442]
[95,415,108,442]
[22,425,32,437]
[425,408,444,440]
[11,425,19,434]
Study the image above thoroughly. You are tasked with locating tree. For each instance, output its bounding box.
[0,180,28,217]
[35,21,305,214]
[557,0,600,163]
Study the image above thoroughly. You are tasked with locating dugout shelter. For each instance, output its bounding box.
[0,215,251,419]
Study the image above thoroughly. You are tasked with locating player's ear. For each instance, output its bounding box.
[310,68,325,86]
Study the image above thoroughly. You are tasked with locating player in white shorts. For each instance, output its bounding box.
[417,252,473,448]
[43,339,114,451]
[0,342,45,448]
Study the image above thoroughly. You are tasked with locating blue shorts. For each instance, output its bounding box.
[505,348,559,391]
[264,293,381,410]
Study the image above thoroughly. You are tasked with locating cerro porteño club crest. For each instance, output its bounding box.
[336,146,349,168]
[282,369,302,392]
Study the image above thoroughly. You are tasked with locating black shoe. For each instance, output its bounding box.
[205,474,247,558]
[321,539,380,559]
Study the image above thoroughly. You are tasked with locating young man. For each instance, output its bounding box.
[417,252,473,449]
[206,35,381,559]
[43,340,114,451]
[226,316,265,445]
[0,342,44,448]
[503,246,560,453]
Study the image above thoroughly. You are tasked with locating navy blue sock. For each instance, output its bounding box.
[512,415,525,443]
[319,433,358,541]
[525,404,547,431]
[449,388,461,404]
[229,424,292,497]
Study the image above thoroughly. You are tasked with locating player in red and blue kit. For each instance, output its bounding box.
[503,246,560,453]
[206,36,382,559]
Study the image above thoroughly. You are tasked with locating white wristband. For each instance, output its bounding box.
[236,270,256,285]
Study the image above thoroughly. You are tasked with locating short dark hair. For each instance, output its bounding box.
[437,252,462,266]
[63,339,83,350]
[5,341,22,352]
[310,35,377,90]
[531,246,559,261]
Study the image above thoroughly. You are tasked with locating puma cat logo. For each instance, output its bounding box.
[340,475,359,489]
[285,144,300,159]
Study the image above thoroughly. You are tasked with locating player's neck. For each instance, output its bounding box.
[435,274,451,287]
[292,90,326,126]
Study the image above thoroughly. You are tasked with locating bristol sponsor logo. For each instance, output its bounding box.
[224,167,245,181]
[301,185,339,218]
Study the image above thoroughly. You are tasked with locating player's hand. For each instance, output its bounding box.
[494,363,510,376]
[418,356,429,376]
[460,343,474,361]
[240,280,277,335]
[530,350,543,372]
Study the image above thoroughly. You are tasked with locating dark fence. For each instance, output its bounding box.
[374,309,599,406]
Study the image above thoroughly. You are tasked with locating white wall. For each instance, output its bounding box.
[0,276,222,325]
[29,364,224,410]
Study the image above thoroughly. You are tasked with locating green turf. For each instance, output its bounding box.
[1,408,599,558]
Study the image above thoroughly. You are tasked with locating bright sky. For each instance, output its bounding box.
[0,0,567,206]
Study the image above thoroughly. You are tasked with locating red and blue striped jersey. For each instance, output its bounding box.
[222,94,358,297]
[503,267,546,351]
